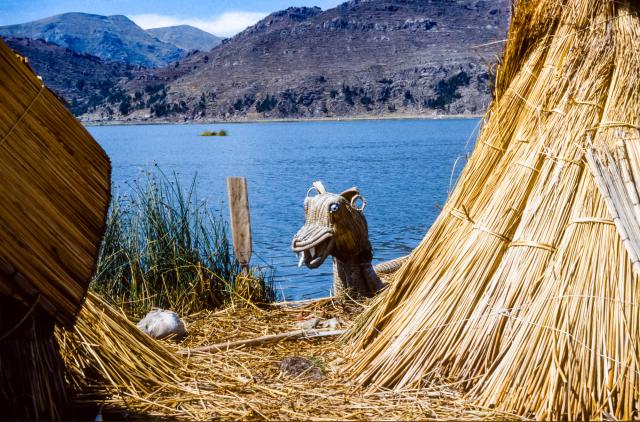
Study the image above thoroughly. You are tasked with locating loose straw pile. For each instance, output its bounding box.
[61,296,515,420]
[347,0,640,419]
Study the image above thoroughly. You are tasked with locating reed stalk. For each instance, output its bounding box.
[92,168,275,317]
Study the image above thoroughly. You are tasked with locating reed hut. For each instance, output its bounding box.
[0,39,111,419]
[349,0,640,419]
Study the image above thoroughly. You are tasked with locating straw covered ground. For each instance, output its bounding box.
[59,294,520,420]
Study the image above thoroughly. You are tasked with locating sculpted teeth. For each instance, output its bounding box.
[298,252,305,268]
[310,246,315,257]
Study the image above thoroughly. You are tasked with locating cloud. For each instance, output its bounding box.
[129,11,268,37]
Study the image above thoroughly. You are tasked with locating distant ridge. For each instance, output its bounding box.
[0,13,184,67]
[147,25,222,52]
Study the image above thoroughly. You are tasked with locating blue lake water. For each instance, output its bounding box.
[88,119,480,300]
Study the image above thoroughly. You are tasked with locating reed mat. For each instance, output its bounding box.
[60,295,517,420]
[0,38,111,324]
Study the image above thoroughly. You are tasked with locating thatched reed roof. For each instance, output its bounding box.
[348,0,640,419]
[0,39,110,326]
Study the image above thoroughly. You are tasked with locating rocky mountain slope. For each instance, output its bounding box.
[86,0,510,122]
[3,1,511,122]
[147,25,222,52]
[0,13,185,67]
[4,37,143,115]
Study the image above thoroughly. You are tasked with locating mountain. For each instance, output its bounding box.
[0,13,183,67]
[4,37,143,116]
[146,25,222,52]
[85,0,510,122]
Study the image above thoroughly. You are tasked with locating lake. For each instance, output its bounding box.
[88,119,480,300]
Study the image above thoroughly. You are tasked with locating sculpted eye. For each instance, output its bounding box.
[329,203,340,213]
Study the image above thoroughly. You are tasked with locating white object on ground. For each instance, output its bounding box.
[136,309,187,340]
[319,317,340,330]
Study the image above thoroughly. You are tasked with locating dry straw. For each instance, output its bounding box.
[57,291,183,398]
[347,0,640,419]
[62,296,518,420]
[587,141,640,276]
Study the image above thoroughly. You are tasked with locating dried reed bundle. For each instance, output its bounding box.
[587,141,640,275]
[57,291,183,399]
[347,0,640,419]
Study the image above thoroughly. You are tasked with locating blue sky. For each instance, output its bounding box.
[0,0,345,37]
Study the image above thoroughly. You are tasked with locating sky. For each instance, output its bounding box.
[0,0,345,37]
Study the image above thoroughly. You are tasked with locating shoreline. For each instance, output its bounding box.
[82,113,484,127]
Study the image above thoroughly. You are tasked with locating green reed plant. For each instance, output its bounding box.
[92,168,275,317]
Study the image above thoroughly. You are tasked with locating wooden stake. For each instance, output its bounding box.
[226,177,252,275]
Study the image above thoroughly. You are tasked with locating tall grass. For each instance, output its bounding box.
[92,168,275,317]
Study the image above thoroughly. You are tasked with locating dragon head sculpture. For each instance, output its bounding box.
[292,181,382,297]
[292,181,370,269]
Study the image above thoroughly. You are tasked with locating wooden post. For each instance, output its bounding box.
[226,177,252,276]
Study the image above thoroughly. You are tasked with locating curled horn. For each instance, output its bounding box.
[350,194,366,211]
[307,180,327,197]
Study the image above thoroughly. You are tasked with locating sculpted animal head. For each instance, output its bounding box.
[292,181,372,269]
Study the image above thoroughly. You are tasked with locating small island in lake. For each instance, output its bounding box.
[200,129,228,136]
